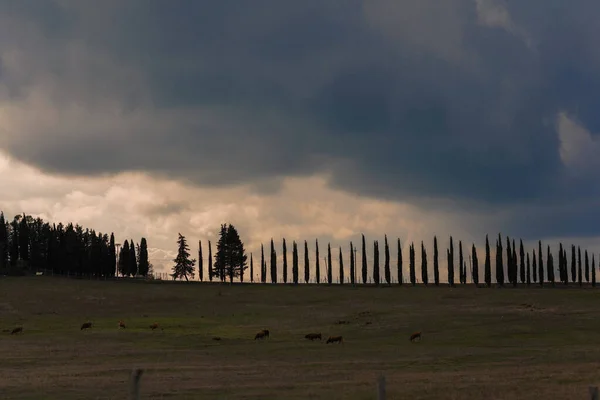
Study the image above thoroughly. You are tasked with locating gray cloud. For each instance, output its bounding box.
[1,0,600,238]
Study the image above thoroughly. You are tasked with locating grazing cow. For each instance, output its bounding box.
[326,335,343,344]
[81,322,93,330]
[11,326,23,335]
[409,331,422,342]
[118,320,126,329]
[255,329,270,340]
[149,323,160,330]
[212,336,221,341]
[305,333,322,341]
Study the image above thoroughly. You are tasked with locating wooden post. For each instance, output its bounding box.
[589,386,599,400]
[130,368,144,400]
[377,374,386,400]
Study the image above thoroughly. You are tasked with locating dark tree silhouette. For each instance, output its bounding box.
[327,243,333,285]
[433,236,439,286]
[198,240,204,282]
[250,253,254,283]
[171,233,196,281]
[373,240,380,285]
[270,238,277,284]
[338,246,344,285]
[571,245,576,283]
[409,242,416,285]
[361,234,367,284]
[138,238,149,277]
[304,240,310,284]
[118,240,129,277]
[485,235,491,287]
[0,212,7,271]
[397,238,403,285]
[448,236,455,286]
[282,238,288,284]
[526,252,531,286]
[260,243,266,283]
[578,246,582,286]
[592,254,596,287]
[349,242,355,285]
[214,224,248,283]
[384,235,391,285]
[496,236,504,286]
[547,245,554,286]
[585,249,590,282]
[538,240,544,286]
[292,241,299,284]
[472,244,479,286]
[532,250,537,284]
[459,240,464,285]
[315,239,320,284]
[511,239,517,287]
[558,243,564,285]
[208,240,214,282]
[519,239,525,284]
[421,241,428,285]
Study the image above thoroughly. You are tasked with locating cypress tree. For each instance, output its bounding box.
[349,242,355,285]
[338,246,344,285]
[409,243,416,285]
[547,245,555,286]
[384,235,391,285]
[496,235,504,286]
[397,238,403,285]
[484,235,491,287]
[571,245,576,283]
[209,240,214,282]
[259,243,265,283]
[433,236,439,286]
[361,234,367,284]
[315,239,320,284]
[526,252,531,286]
[538,240,544,286]
[373,240,380,285]
[327,243,332,285]
[585,250,590,283]
[448,236,455,286]
[198,240,204,282]
[592,254,596,287]
[511,239,517,287]
[558,243,564,284]
[109,233,116,277]
[578,246,582,286]
[292,241,299,284]
[250,253,254,283]
[532,250,537,284]
[472,244,479,286]
[519,239,525,284]
[270,239,277,283]
[421,241,428,285]
[282,238,288,284]
[138,238,149,277]
[506,236,512,285]
[304,240,310,284]
[0,212,7,272]
[459,240,464,285]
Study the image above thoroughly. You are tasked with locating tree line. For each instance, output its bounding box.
[186,228,598,287]
[0,211,150,278]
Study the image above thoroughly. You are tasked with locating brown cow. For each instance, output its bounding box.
[118,320,126,329]
[255,329,270,340]
[149,322,160,330]
[305,333,322,341]
[409,331,422,342]
[326,335,343,344]
[11,326,23,335]
[81,322,93,330]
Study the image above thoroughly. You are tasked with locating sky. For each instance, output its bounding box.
[1,0,599,280]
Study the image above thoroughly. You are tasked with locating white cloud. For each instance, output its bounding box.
[557,111,600,175]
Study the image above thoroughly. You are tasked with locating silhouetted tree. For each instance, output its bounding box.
[538,240,544,286]
[547,245,555,286]
[250,253,254,283]
[198,240,204,282]
[433,236,439,286]
[260,243,265,283]
[496,235,504,286]
[558,243,564,285]
[118,240,129,277]
[409,243,416,285]
[585,249,590,282]
[421,241,428,285]
[472,244,479,286]
[373,240,380,285]
[526,252,531,286]
[138,238,149,277]
[459,240,464,284]
[519,240,525,284]
[292,241,299,284]
[532,250,537,284]
[304,240,310,284]
[484,235,491,287]
[208,240,214,282]
[171,233,195,281]
[109,233,116,277]
[361,234,367,284]
[215,224,248,282]
[327,243,333,285]
[571,245,576,283]
[592,254,596,287]
[448,236,455,286]
[505,236,512,285]
[578,246,582,286]
[270,239,277,283]
[315,239,320,284]
[282,238,288,284]
[349,242,355,285]
[511,239,517,287]
[338,246,344,285]
[397,238,403,285]
[0,212,7,271]
[384,235,391,285]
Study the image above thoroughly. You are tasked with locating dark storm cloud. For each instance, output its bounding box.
[1,0,600,238]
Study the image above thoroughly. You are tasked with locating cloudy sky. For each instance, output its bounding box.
[1,0,599,280]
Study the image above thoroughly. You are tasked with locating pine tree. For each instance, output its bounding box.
[538,240,544,286]
[484,235,491,287]
[8,216,19,267]
[250,253,254,283]
[349,242,355,285]
[592,254,596,287]
[397,238,403,285]
[409,243,416,285]
[282,238,288,284]
[578,246,582,286]
[292,241,299,284]
[304,240,310,284]
[315,239,320,284]
[208,240,214,282]
[109,233,116,277]
[373,240,380,285]
[338,246,344,285]
[0,212,7,272]
[571,245,576,283]
[118,240,129,277]
[519,239,525,284]
[421,241,428,285]
[526,252,531,286]
[361,234,367,284]
[459,240,464,285]
[472,244,479,285]
[327,243,333,285]
[384,235,391,285]
[585,250,590,283]
[270,238,277,284]
[171,233,196,281]
[18,214,30,264]
[433,236,439,286]
[138,238,149,277]
[214,224,247,283]
[448,236,455,287]
[198,240,204,282]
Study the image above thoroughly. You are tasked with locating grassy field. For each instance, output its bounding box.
[1,277,600,399]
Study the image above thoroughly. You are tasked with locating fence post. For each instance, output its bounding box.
[377,374,386,400]
[130,368,144,400]
[590,386,599,400]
